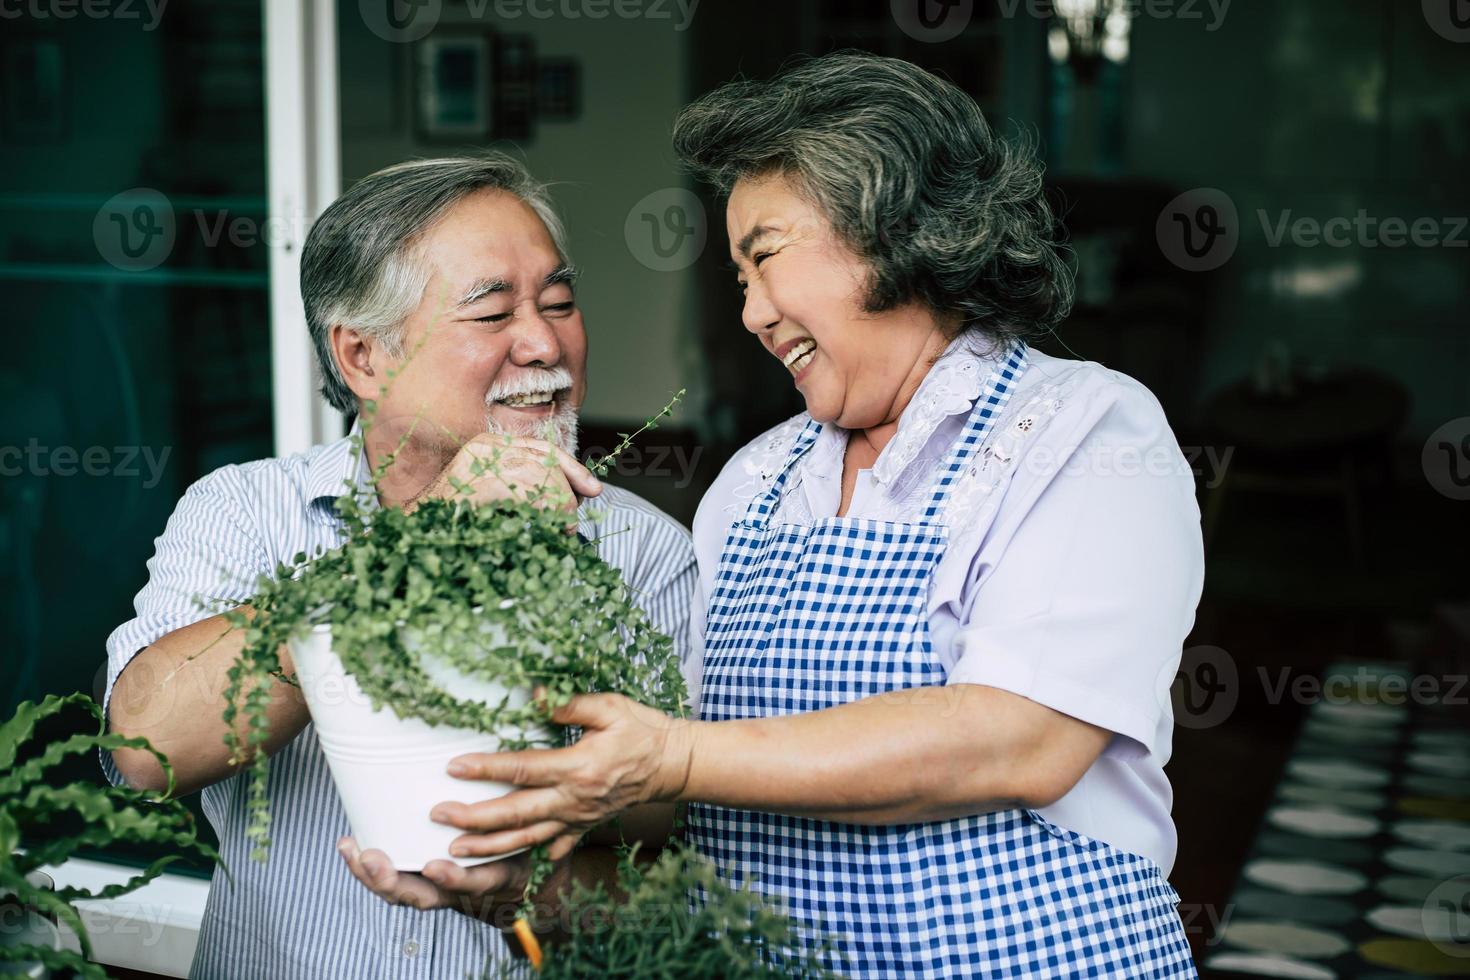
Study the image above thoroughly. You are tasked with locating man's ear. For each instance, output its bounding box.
[331,323,383,403]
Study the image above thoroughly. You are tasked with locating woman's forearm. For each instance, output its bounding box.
[672,683,1110,823]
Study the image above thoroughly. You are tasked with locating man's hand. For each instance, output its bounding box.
[407,434,601,514]
[336,836,571,928]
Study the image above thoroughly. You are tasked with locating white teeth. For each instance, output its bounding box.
[789,349,816,375]
[781,339,817,369]
[499,391,555,407]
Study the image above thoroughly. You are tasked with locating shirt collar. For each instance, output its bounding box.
[867,335,1002,488]
[305,420,370,520]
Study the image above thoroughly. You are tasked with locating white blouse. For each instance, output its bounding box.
[685,340,1205,876]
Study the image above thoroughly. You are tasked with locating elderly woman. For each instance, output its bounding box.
[382,52,1202,977]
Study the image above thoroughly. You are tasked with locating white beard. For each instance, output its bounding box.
[483,403,580,459]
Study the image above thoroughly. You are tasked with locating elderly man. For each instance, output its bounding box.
[103,154,695,979]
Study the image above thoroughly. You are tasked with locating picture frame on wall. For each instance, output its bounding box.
[537,57,581,122]
[414,35,492,142]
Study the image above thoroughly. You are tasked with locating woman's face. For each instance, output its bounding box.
[727,173,947,430]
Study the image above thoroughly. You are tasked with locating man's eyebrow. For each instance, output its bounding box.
[543,265,579,288]
[456,277,510,308]
[736,225,779,259]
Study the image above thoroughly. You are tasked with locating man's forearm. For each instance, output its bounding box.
[108,608,310,796]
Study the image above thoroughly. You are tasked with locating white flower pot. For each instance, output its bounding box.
[289,624,552,870]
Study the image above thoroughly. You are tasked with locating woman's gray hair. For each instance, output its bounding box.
[672,51,1073,347]
[301,154,570,414]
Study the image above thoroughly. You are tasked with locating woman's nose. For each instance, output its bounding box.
[741,279,780,336]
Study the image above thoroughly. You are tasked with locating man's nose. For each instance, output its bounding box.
[509,309,561,366]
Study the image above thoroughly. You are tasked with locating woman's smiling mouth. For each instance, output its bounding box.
[776,338,818,378]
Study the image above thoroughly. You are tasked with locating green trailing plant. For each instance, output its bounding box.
[0,693,220,979]
[503,845,835,979]
[217,383,690,915]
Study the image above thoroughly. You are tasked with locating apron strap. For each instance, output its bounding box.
[742,417,824,526]
[921,341,1030,521]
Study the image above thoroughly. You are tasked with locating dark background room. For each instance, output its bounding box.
[2,0,1468,976]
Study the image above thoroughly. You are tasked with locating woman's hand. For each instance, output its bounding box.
[336,836,570,926]
[431,693,695,858]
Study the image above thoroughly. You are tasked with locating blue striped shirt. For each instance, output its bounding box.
[102,430,696,980]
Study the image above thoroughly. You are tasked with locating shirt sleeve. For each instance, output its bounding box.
[947,375,1204,762]
[606,495,698,715]
[638,532,699,714]
[101,465,270,784]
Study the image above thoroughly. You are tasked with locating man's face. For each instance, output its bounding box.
[370,189,588,468]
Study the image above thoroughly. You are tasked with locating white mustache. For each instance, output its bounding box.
[485,367,574,404]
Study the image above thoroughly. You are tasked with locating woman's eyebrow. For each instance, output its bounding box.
[736,224,779,259]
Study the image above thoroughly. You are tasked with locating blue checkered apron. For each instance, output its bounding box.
[687,343,1198,978]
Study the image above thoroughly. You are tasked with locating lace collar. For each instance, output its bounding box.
[870,337,1004,487]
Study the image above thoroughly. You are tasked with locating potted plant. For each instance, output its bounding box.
[217,391,689,909]
[0,693,219,979]
[506,845,835,979]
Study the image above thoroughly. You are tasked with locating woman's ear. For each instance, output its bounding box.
[331,323,381,403]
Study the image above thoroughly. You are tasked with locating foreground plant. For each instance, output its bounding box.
[217,387,689,917]
[502,846,834,979]
[0,693,220,979]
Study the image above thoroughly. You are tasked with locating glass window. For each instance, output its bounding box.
[1,0,276,872]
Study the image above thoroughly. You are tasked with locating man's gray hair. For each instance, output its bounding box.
[301,154,570,414]
[672,51,1073,348]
